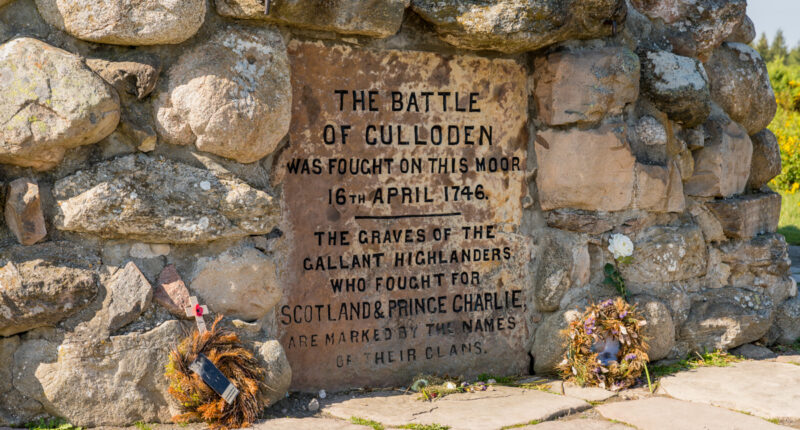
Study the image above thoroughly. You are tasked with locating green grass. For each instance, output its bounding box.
[397,424,451,430]
[649,350,742,379]
[350,416,385,430]
[776,189,800,245]
[500,421,540,429]
[25,418,82,430]
[476,373,516,384]
[134,422,152,430]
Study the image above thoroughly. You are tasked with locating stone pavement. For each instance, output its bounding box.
[11,354,798,430]
[247,355,800,430]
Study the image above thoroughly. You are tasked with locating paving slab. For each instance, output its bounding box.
[322,386,590,430]
[517,418,634,429]
[252,417,364,429]
[597,397,792,430]
[775,354,800,365]
[658,360,800,421]
[561,382,617,403]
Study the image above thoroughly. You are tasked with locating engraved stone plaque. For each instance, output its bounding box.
[279,42,530,390]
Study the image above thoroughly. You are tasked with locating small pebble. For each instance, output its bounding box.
[487,379,497,384]
[319,389,327,399]
[200,180,211,191]
[308,398,320,412]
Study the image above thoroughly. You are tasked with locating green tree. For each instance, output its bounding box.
[771,30,789,63]
[789,44,800,66]
[756,32,770,60]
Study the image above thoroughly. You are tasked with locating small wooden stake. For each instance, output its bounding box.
[185,296,209,334]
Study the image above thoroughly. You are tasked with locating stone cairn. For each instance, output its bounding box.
[0,0,797,426]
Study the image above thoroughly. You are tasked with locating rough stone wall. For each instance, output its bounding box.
[0,0,795,426]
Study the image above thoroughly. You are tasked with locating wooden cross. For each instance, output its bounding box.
[185,296,209,334]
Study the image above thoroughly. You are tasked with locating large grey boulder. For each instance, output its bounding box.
[104,262,153,332]
[34,0,205,45]
[532,230,590,312]
[679,288,774,353]
[532,307,582,374]
[718,234,794,305]
[53,154,281,243]
[0,242,100,336]
[412,0,626,53]
[154,26,291,164]
[640,50,711,128]
[772,295,800,345]
[747,129,782,190]
[1,336,43,426]
[630,0,746,61]
[632,295,675,361]
[0,37,119,170]
[189,247,281,321]
[216,0,407,38]
[14,321,184,427]
[705,43,777,136]
[620,224,707,284]
[257,340,293,407]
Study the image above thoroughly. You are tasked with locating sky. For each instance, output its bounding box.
[748,1,800,47]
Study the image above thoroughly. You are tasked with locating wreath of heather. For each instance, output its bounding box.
[165,316,267,429]
[558,297,649,391]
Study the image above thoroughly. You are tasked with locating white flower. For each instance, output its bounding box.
[445,382,457,390]
[608,233,634,260]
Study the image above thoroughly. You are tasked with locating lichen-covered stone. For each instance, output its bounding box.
[0,242,99,336]
[104,262,153,332]
[216,0,407,38]
[717,234,795,305]
[631,0,746,61]
[705,192,781,240]
[679,288,774,353]
[747,129,782,190]
[687,198,725,243]
[773,295,800,346]
[53,154,281,243]
[532,230,589,312]
[726,15,755,44]
[0,37,119,170]
[0,336,43,427]
[14,320,183,426]
[86,57,161,101]
[631,295,675,361]
[705,43,777,136]
[531,308,582,374]
[34,0,205,45]
[620,224,707,284]
[536,124,636,211]
[257,340,293,407]
[5,178,47,246]
[412,0,626,53]
[640,50,711,128]
[154,26,290,164]
[684,107,752,198]
[534,47,639,126]
[189,247,281,321]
